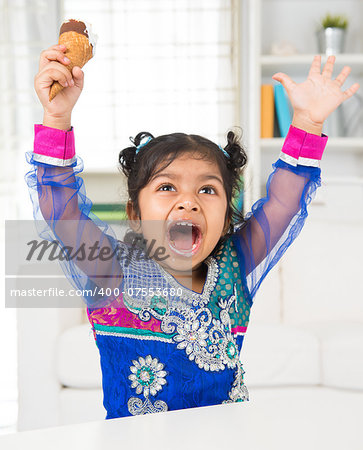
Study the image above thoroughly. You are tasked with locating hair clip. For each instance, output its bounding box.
[218,145,230,158]
[135,136,153,155]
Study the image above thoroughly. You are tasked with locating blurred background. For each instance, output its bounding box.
[0,0,363,445]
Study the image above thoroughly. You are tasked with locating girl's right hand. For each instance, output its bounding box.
[34,44,85,118]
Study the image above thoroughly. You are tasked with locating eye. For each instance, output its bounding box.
[157,184,176,192]
[199,186,216,195]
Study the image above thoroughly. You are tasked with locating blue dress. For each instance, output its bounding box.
[25,124,326,417]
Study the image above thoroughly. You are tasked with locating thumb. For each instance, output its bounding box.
[272,72,295,93]
[72,66,84,88]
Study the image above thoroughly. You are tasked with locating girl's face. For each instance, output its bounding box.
[127,152,229,274]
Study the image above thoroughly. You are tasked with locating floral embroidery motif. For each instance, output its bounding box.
[161,284,240,372]
[127,355,168,415]
[173,313,209,356]
[223,361,249,403]
[129,355,167,397]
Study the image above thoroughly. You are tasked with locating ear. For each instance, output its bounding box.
[126,200,142,232]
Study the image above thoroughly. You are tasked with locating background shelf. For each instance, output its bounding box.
[261,53,363,77]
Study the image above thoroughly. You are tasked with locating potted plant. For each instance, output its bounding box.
[317,13,348,55]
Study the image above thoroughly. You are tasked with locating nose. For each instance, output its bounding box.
[176,199,200,212]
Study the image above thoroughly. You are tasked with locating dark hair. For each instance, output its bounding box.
[118,129,248,256]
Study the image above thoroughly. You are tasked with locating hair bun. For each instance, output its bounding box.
[119,131,155,177]
[224,127,247,170]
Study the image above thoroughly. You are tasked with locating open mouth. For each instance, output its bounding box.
[167,221,202,256]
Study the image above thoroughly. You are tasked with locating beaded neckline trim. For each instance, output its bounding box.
[155,256,219,307]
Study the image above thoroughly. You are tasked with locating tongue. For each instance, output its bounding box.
[170,226,193,251]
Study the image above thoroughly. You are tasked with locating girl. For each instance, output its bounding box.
[26,44,359,418]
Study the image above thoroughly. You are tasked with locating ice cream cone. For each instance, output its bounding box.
[49,19,97,102]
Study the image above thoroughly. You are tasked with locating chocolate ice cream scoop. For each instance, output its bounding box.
[49,19,98,102]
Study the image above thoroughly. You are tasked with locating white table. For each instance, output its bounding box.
[1,390,363,450]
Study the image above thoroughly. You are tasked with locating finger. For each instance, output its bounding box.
[47,44,67,52]
[343,83,360,100]
[39,47,70,72]
[308,55,321,77]
[271,72,296,93]
[72,66,84,88]
[335,66,351,87]
[38,62,74,88]
[41,44,67,58]
[51,44,66,51]
[322,55,336,78]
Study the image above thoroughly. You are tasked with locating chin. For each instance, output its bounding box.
[157,254,194,275]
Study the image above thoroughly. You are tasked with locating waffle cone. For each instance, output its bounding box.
[49,31,93,102]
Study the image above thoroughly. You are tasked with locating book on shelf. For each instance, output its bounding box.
[261,84,274,138]
[274,83,292,138]
[273,102,280,138]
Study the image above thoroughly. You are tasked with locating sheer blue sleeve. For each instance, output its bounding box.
[25,126,123,307]
[232,125,328,303]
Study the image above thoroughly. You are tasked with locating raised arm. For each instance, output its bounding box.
[25,44,123,307]
[232,125,326,301]
[26,122,123,300]
[232,55,359,302]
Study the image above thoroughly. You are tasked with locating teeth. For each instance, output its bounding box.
[175,221,193,227]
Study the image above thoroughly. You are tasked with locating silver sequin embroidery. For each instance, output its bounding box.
[127,355,168,415]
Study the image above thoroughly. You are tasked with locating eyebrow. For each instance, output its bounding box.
[151,172,223,185]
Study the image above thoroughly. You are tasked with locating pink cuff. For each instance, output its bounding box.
[32,124,76,166]
[279,125,328,168]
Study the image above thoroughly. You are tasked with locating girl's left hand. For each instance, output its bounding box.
[272,55,360,127]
